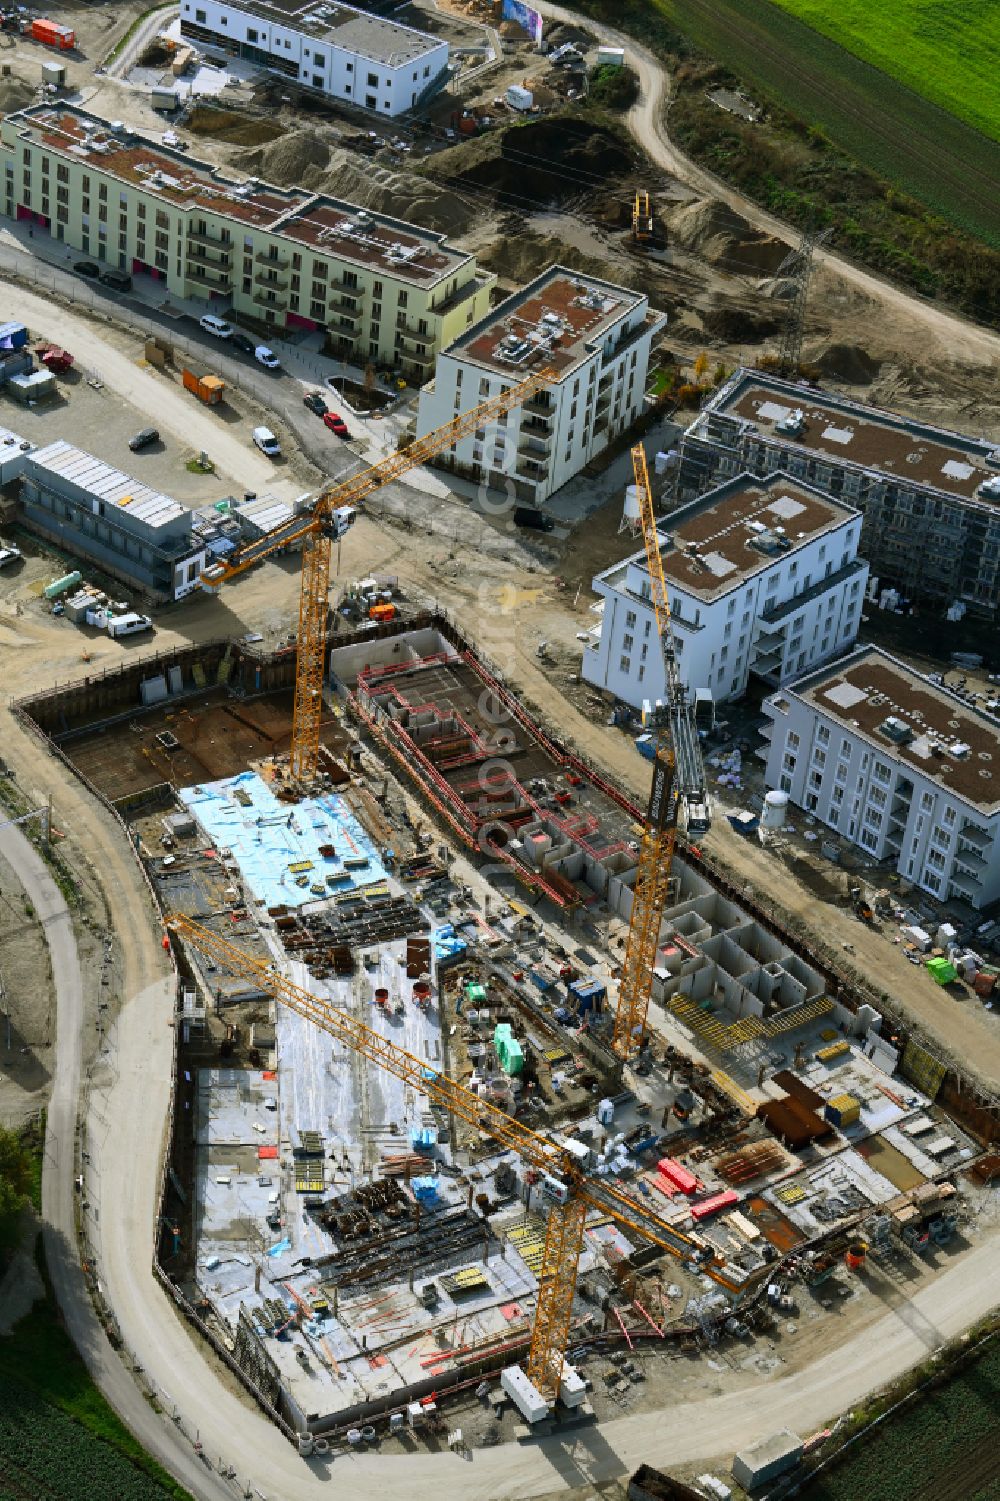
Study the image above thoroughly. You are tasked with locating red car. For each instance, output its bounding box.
[323,412,350,438]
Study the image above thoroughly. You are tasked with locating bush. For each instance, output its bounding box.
[0,1124,35,1253]
[589,63,639,111]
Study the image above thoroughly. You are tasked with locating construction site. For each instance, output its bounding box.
[14,513,999,1454]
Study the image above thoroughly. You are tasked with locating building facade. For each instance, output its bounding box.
[761,647,1000,909]
[20,441,206,602]
[416,268,663,504]
[0,105,493,378]
[582,473,868,711]
[179,0,449,116]
[678,369,1000,617]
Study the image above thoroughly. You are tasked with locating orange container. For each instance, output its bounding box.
[31,19,75,48]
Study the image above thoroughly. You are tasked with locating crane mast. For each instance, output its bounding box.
[612,445,709,1059]
[167,916,746,1404]
[201,367,555,781]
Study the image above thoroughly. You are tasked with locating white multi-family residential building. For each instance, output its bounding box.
[761,647,1000,909]
[678,368,1000,617]
[582,473,868,711]
[180,0,449,116]
[416,267,664,505]
[0,105,493,377]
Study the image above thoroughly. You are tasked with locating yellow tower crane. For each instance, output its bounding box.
[612,444,710,1060]
[167,915,748,1406]
[200,367,554,781]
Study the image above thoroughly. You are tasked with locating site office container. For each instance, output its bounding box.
[182,368,224,405]
[30,19,75,49]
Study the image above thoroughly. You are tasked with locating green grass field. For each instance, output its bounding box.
[770,0,1000,143]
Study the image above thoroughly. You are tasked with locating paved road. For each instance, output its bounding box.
[0,816,232,1501]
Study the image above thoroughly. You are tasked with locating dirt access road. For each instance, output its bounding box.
[536,0,1000,376]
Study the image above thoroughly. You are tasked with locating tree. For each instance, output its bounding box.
[693,350,710,381]
[588,63,639,112]
[0,1124,34,1252]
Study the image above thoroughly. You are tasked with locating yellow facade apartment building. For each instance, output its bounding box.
[0,104,494,378]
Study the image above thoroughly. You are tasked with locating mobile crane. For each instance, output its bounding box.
[612,444,710,1060]
[167,915,748,1407]
[200,367,555,781]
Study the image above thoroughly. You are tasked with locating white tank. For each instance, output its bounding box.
[761,790,788,829]
[620,483,643,535]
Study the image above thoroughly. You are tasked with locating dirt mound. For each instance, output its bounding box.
[703,299,781,342]
[230,139,478,237]
[668,198,789,273]
[233,129,330,184]
[813,342,881,385]
[0,76,35,115]
[434,116,637,206]
[479,228,642,290]
[668,197,753,250]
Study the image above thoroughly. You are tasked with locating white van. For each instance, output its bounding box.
[199,314,233,339]
[252,425,281,457]
[254,345,281,369]
[108,611,153,639]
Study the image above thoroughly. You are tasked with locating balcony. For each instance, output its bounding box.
[397,326,432,353]
[954,847,989,873]
[949,869,983,899]
[524,394,554,419]
[517,457,549,482]
[185,262,231,289]
[959,821,992,849]
[519,430,552,456]
[254,271,288,291]
[328,296,364,322]
[187,226,232,251]
[255,248,290,269]
[252,289,288,311]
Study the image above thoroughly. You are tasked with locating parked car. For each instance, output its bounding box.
[231,332,255,354]
[323,412,350,438]
[303,390,328,416]
[73,260,100,279]
[128,426,159,451]
[252,425,281,457]
[199,314,233,339]
[254,344,281,370]
[100,268,132,291]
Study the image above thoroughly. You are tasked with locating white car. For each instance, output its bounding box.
[200,314,233,339]
[254,345,281,370]
[252,425,281,457]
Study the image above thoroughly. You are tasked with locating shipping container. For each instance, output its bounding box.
[30,19,75,49]
[182,368,224,404]
[690,1189,739,1220]
[657,1157,698,1195]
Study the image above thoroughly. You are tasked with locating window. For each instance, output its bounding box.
[622,633,634,652]
[780,773,792,793]
[943,805,957,827]
[873,761,892,785]
[805,792,819,811]
[927,848,946,872]
[864,807,882,830]
[828,807,840,827]
[840,738,852,758]
[831,784,844,805]
[860,827,878,852]
[625,609,637,629]
[367,71,378,86]
[817,724,830,746]
[813,748,826,769]
[920,791,935,813]
[620,655,631,673]
[870,786,887,809]
[787,731,800,750]
[923,871,941,894]
[782,753,797,773]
